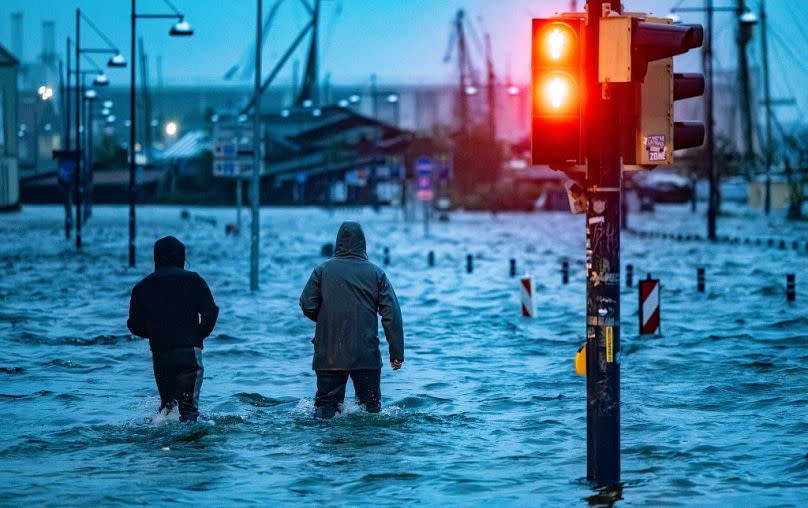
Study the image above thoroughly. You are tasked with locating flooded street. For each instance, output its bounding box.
[1,204,806,505]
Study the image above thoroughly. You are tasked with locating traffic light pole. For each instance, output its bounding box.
[585,0,622,489]
[705,0,717,239]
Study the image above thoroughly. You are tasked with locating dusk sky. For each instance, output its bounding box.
[2,0,807,120]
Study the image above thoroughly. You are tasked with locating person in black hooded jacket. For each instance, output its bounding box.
[127,236,219,422]
[300,221,404,419]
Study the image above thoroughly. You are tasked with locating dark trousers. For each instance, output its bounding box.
[152,347,204,422]
[314,369,381,419]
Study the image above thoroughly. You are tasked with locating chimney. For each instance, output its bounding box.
[11,12,23,61]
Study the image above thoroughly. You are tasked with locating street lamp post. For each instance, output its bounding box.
[250,0,262,291]
[75,8,127,248]
[130,0,193,267]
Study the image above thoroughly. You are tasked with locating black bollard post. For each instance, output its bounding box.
[697,267,705,293]
[786,274,795,301]
[383,247,390,266]
[779,240,786,250]
[428,250,435,267]
[509,258,516,278]
[626,264,634,288]
[466,254,473,274]
[561,259,569,285]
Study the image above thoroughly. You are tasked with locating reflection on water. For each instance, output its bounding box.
[0,205,806,505]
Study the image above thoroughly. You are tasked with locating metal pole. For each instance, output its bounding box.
[129,0,137,267]
[370,73,378,209]
[86,97,93,222]
[423,200,429,237]
[236,179,243,233]
[736,0,755,176]
[585,0,622,488]
[250,0,262,291]
[65,37,72,240]
[75,9,82,248]
[705,0,717,239]
[760,0,772,215]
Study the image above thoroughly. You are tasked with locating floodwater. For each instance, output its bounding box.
[1,204,806,506]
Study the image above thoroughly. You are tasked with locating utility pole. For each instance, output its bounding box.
[736,0,754,176]
[250,0,262,291]
[585,0,622,488]
[705,0,717,240]
[760,0,772,215]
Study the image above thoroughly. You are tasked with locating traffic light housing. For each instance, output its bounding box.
[531,17,584,165]
[600,15,705,166]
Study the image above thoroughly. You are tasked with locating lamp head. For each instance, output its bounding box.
[170,18,193,37]
[108,53,127,67]
[93,73,110,87]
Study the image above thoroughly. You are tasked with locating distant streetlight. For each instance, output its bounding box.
[84,89,97,100]
[507,85,520,96]
[102,100,113,109]
[312,108,322,117]
[38,85,54,101]
[348,94,360,104]
[337,99,349,108]
[165,121,178,137]
[93,72,110,87]
[280,109,290,118]
[107,114,117,123]
[210,113,220,123]
[465,85,478,96]
[108,53,127,67]
[386,93,399,104]
[101,108,111,116]
[302,99,313,108]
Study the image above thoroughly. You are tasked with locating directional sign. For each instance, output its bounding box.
[415,156,434,201]
[212,124,264,178]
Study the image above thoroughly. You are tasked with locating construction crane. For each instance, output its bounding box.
[443,9,497,139]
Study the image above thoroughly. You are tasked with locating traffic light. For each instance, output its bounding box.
[531,17,584,165]
[601,15,705,166]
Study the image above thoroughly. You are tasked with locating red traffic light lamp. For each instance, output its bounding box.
[531,17,584,165]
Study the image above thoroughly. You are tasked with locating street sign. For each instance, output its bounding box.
[415,156,434,201]
[212,124,264,178]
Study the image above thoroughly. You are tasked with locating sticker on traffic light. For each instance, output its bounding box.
[531,18,583,165]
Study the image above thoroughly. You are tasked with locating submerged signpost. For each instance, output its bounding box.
[531,0,705,490]
[416,156,434,237]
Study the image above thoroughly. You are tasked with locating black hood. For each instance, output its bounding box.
[334,221,367,259]
[154,236,186,270]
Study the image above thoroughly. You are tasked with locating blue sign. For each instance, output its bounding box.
[57,160,76,186]
[415,156,434,201]
[415,156,434,176]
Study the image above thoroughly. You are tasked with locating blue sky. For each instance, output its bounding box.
[2,0,807,121]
